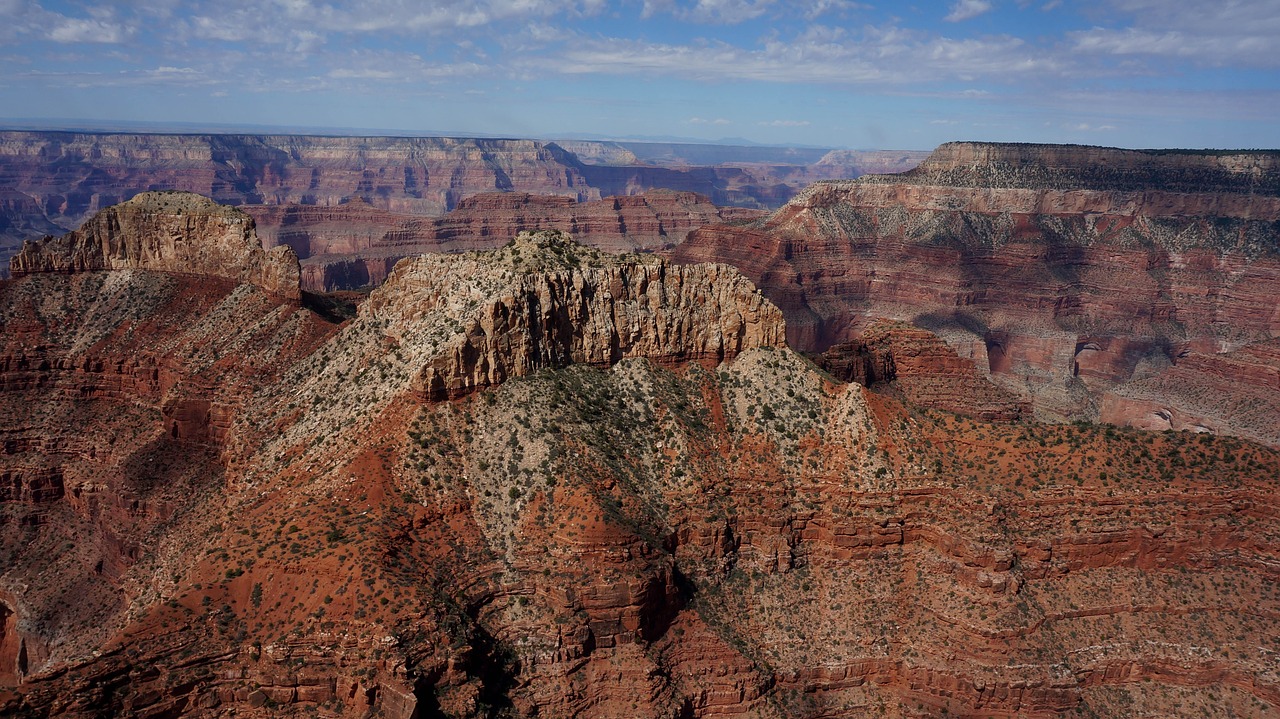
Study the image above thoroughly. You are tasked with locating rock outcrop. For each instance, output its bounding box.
[674,142,1280,434]
[818,319,1029,421]
[362,229,786,399]
[10,191,301,300]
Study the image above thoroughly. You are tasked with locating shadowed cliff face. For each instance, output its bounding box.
[673,142,1280,441]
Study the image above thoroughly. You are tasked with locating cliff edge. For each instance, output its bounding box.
[864,141,1280,195]
[361,229,786,400]
[10,191,301,300]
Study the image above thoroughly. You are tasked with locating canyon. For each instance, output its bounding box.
[0,183,1278,719]
[675,142,1280,443]
[0,130,927,275]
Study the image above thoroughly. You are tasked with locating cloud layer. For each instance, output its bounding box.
[0,0,1276,148]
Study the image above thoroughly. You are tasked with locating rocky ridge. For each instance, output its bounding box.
[10,191,301,300]
[361,229,786,399]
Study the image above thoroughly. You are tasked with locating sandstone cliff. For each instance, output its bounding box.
[675,142,1280,433]
[9,191,301,300]
[362,229,786,399]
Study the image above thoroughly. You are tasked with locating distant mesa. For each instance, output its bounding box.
[874,141,1280,195]
[10,191,301,300]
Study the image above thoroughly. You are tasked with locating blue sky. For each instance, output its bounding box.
[0,0,1276,149]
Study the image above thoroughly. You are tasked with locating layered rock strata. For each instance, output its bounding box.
[0,132,597,222]
[361,229,786,399]
[675,142,1280,434]
[246,190,765,292]
[10,191,301,300]
[818,319,1029,421]
[0,132,926,275]
[1,194,1279,719]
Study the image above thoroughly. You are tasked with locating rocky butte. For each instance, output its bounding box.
[1,190,1279,719]
[675,142,1280,446]
[10,191,301,300]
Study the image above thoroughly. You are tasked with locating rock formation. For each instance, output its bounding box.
[674,142,1280,435]
[10,191,301,300]
[362,229,786,399]
[245,190,765,292]
[3,189,1279,719]
[817,319,1029,421]
[0,132,924,274]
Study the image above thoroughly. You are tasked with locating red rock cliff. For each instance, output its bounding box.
[10,191,301,300]
[245,190,766,292]
[674,142,1280,430]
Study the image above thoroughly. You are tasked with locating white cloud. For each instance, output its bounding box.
[329,68,398,79]
[687,116,731,124]
[48,17,133,43]
[544,25,1063,85]
[802,0,868,20]
[1070,0,1280,67]
[759,119,809,126]
[944,0,993,22]
[325,50,489,83]
[682,0,774,24]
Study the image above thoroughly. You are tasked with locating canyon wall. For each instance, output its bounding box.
[246,190,765,292]
[0,132,926,277]
[674,142,1280,431]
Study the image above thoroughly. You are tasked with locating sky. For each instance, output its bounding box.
[0,0,1277,150]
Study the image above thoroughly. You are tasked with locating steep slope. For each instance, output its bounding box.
[2,194,1279,719]
[0,195,336,695]
[674,142,1280,431]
